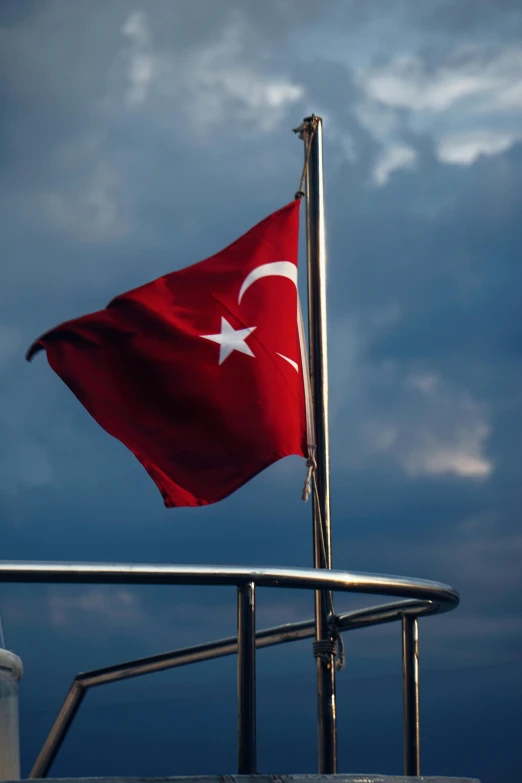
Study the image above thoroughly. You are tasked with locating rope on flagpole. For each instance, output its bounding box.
[298,298,317,504]
[328,615,347,672]
[301,456,316,503]
[312,626,346,672]
[293,116,343,675]
[293,116,319,200]
[308,430,346,672]
[294,119,320,505]
[312,476,335,617]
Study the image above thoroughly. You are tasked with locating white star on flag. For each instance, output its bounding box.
[201,317,256,365]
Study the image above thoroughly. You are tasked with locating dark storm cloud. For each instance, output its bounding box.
[415,0,522,34]
[346,0,522,38]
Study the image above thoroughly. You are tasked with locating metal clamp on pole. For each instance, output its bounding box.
[237,582,256,774]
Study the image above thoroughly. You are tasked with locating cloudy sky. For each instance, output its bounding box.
[1,1,522,781]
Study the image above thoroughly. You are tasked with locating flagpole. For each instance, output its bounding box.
[297,115,337,773]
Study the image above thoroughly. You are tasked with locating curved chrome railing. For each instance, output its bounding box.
[0,562,458,778]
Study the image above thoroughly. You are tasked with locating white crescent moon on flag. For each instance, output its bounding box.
[237,261,300,372]
[238,261,298,305]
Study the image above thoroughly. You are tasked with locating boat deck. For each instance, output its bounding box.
[16,775,481,783]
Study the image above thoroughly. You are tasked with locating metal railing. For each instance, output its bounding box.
[0,561,459,778]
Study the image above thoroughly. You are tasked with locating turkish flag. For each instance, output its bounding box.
[28,200,307,507]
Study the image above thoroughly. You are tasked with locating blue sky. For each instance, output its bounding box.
[1,1,522,781]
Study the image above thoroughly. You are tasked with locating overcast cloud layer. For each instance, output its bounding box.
[1,2,522,781]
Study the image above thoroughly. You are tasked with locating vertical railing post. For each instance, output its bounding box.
[402,615,420,776]
[237,582,256,774]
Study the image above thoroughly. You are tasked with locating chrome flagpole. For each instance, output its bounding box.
[295,115,337,773]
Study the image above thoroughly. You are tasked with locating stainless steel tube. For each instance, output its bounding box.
[237,582,256,774]
[0,562,460,609]
[402,615,420,776]
[30,682,85,779]
[303,114,336,773]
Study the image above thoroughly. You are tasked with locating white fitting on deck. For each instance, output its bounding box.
[0,650,23,780]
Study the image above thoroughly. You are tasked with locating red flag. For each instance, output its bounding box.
[28,200,307,507]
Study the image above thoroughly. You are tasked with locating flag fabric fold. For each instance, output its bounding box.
[28,200,307,507]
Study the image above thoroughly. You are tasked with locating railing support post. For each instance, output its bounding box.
[402,615,420,776]
[237,582,256,774]
[30,682,85,779]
